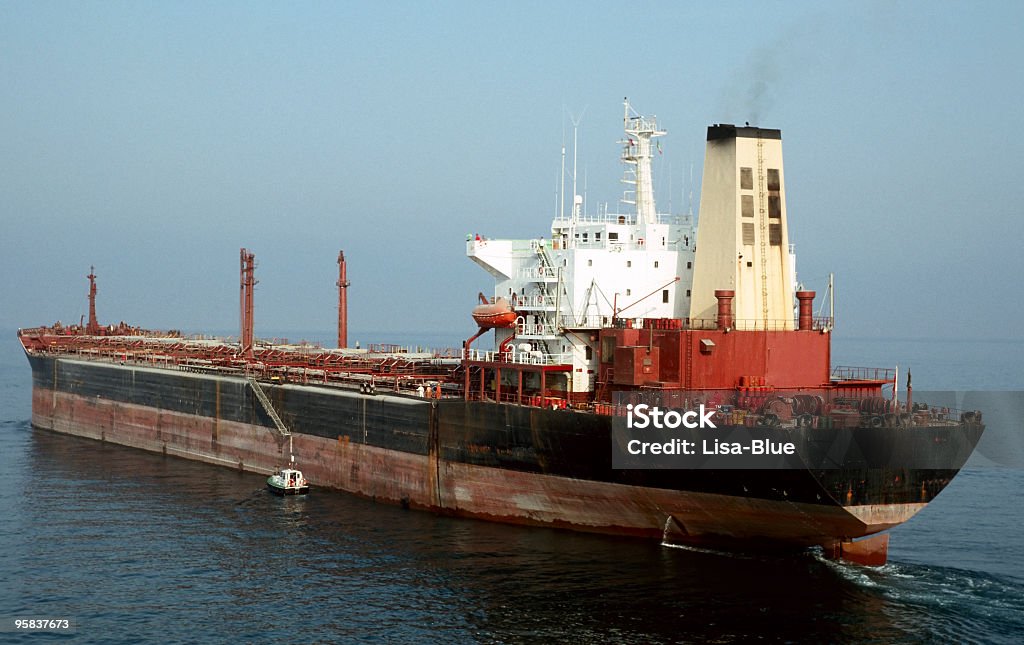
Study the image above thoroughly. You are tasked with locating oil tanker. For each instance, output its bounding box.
[19,102,983,565]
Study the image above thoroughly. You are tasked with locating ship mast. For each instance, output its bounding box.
[620,98,665,226]
[239,248,256,359]
[86,266,99,335]
[337,250,350,349]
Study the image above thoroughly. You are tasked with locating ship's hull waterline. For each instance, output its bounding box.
[28,353,979,553]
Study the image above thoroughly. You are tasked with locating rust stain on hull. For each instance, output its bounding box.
[33,386,907,550]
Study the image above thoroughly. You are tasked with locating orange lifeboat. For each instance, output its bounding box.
[471,295,516,329]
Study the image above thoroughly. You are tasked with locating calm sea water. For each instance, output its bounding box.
[2,331,1022,643]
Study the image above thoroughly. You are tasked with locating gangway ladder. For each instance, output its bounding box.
[247,376,294,457]
[536,244,563,335]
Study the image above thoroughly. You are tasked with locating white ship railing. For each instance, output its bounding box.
[516,266,557,280]
[465,348,571,366]
[561,314,608,328]
[515,294,557,309]
[516,322,560,337]
[549,238,690,252]
[551,211,692,226]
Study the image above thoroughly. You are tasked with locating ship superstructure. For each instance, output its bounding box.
[466,101,802,401]
[468,101,698,398]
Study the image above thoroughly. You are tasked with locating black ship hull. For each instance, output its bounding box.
[25,353,983,556]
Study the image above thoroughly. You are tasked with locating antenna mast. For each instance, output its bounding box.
[559,143,566,221]
[569,108,586,221]
[688,163,694,218]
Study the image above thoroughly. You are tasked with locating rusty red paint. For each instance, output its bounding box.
[32,386,908,553]
[239,248,256,359]
[337,250,349,349]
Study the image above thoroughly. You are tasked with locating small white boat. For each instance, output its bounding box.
[267,467,309,495]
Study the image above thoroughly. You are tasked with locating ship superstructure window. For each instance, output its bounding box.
[626,289,632,296]
[596,232,602,242]
[583,232,588,241]
[602,337,615,363]
[769,224,782,246]
[768,195,781,219]
[654,261,659,268]
[687,261,692,269]
[585,346,593,360]
[742,195,754,218]
[609,232,619,241]
[626,261,632,268]
[741,167,753,190]
[686,289,691,297]
[587,259,592,266]
[662,290,669,303]
[767,168,780,191]
[742,223,755,245]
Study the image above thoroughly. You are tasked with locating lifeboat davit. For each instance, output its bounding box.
[472,296,516,329]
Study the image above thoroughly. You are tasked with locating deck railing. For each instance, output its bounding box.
[831,366,897,382]
[464,348,571,366]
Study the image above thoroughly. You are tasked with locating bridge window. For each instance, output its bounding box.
[741,167,753,190]
[662,290,669,303]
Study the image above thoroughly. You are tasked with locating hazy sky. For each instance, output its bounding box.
[2,1,1022,342]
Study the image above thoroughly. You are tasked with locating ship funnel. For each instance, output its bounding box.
[689,125,795,330]
[796,291,816,331]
